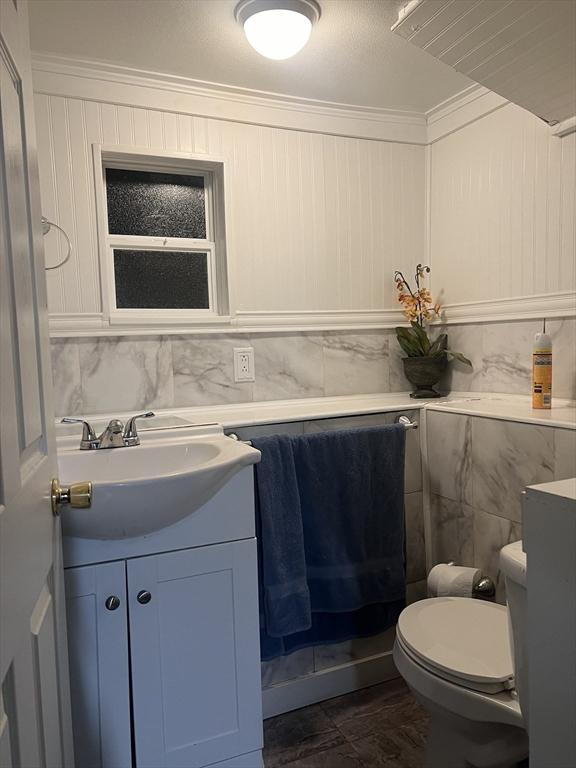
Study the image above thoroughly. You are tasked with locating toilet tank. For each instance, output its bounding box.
[500,541,528,723]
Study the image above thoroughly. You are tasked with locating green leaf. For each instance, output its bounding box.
[409,321,431,354]
[395,327,422,357]
[447,350,473,367]
[395,333,419,357]
[429,333,448,357]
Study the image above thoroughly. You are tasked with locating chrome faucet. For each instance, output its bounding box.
[98,418,125,449]
[62,412,155,450]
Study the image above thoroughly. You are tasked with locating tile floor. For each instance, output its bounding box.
[263,678,429,767]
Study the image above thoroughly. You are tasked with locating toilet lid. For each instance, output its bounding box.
[397,597,515,692]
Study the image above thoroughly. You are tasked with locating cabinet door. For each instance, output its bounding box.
[65,562,132,768]
[127,539,263,768]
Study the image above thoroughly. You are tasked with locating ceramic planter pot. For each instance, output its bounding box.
[402,355,447,399]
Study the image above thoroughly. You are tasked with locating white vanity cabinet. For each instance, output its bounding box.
[128,539,262,768]
[63,467,263,768]
[65,561,132,768]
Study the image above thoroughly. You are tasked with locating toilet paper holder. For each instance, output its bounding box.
[473,575,496,600]
[428,562,497,600]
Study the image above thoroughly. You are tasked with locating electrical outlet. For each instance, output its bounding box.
[233,347,255,382]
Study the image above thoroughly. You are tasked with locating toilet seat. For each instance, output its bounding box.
[396,597,515,694]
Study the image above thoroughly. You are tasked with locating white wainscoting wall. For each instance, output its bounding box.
[34,57,576,336]
[35,91,425,326]
[429,102,576,308]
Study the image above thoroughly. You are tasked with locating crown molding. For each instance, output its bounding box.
[426,84,491,124]
[31,53,402,115]
[551,116,576,138]
[425,83,509,143]
[31,54,519,146]
[31,53,427,145]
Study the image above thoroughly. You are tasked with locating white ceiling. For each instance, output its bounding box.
[27,0,473,112]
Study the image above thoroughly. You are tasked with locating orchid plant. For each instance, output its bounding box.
[394,264,472,366]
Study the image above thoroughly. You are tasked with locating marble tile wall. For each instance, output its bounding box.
[50,316,575,418]
[427,410,576,602]
[233,412,426,690]
[438,317,576,400]
[50,330,402,417]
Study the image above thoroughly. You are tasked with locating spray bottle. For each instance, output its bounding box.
[532,319,552,409]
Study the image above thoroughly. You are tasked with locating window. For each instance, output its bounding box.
[96,148,229,326]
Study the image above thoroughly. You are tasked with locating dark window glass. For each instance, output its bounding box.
[106,169,206,239]
[113,250,209,309]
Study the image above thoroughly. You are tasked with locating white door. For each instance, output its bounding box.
[0,1,74,766]
[127,540,263,768]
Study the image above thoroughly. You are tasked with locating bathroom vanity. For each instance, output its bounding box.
[59,425,264,768]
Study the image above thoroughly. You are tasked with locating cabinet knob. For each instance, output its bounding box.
[105,595,121,611]
[137,590,152,605]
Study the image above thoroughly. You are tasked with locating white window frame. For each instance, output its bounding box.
[93,145,230,327]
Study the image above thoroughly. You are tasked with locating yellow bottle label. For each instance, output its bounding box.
[532,352,552,409]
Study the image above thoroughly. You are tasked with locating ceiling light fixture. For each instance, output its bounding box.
[235,0,321,60]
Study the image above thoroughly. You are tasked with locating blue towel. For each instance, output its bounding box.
[253,435,312,637]
[293,425,406,611]
[259,603,404,660]
[253,424,406,657]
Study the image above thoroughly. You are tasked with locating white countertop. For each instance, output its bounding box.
[527,478,576,501]
[426,394,576,430]
[57,392,576,436]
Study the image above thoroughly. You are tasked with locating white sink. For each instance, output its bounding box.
[57,424,260,540]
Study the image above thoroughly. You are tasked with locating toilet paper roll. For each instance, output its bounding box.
[427,563,482,598]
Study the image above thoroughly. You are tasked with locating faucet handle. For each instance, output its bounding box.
[123,411,155,446]
[61,418,99,450]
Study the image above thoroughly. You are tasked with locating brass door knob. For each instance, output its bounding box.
[51,478,92,516]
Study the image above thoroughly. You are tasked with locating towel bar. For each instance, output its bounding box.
[227,432,253,446]
[395,415,419,430]
[227,415,418,445]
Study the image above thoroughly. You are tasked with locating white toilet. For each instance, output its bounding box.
[393,541,528,768]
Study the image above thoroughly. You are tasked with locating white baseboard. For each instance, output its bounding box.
[261,651,399,719]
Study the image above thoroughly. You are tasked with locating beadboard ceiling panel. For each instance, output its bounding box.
[393,0,576,123]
